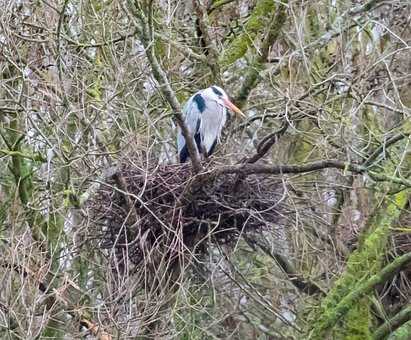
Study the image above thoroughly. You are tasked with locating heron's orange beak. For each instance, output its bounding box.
[223,98,246,118]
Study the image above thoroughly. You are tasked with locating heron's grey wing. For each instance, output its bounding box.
[177,95,202,161]
[200,101,227,155]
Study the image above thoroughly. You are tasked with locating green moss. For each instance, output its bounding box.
[344,300,372,340]
[219,0,276,67]
[309,189,409,339]
[86,53,103,101]
[306,5,332,83]
[292,138,314,163]
[235,0,287,107]
[387,320,411,340]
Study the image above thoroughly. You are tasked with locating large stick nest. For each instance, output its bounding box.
[89,159,283,273]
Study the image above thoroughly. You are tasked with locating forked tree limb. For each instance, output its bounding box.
[242,121,289,164]
[233,121,288,187]
[363,132,410,167]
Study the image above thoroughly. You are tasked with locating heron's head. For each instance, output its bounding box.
[202,86,246,118]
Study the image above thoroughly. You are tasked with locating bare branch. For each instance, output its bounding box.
[0,261,112,340]
[218,159,411,187]
[218,159,366,176]
[126,1,202,172]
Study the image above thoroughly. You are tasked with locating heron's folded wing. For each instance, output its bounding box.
[177,95,202,155]
[200,101,227,155]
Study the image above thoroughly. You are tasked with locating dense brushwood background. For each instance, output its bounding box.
[0,0,410,339]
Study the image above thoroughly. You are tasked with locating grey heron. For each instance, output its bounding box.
[177,85,245,163]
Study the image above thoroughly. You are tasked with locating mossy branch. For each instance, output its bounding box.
[309,252,411,339]
[0,149,45,162]
[4,120,44,244]
[386,320,411,340]
[308,187,409,339]
[373,305,411,340]
[218,0,277,67]
[208,0,236,13]
[235,0,288,107]
[6,120,32,206]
